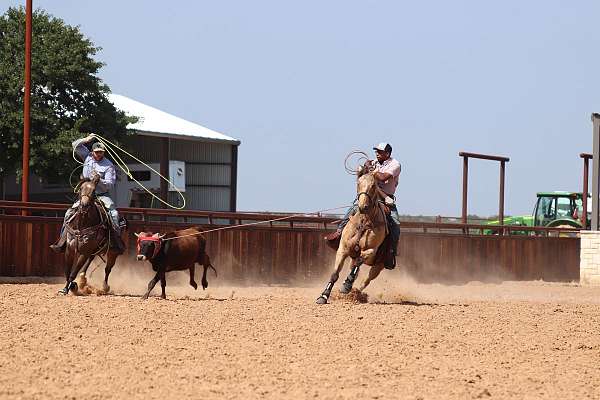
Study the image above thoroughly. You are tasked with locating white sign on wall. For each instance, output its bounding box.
[115,161,186,207]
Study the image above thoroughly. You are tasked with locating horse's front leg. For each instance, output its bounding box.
[67,253,89,295]
[340,257,363,294]
[316,251,348,304]
[59,241,75,295]
[355,247,381,292]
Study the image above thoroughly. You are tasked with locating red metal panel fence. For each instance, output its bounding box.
[0,201,580,283]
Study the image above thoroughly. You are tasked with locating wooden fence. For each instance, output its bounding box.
[0,201,581,284]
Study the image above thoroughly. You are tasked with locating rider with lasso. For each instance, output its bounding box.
[50,134,125,254]
[326,142,401,268]
[317,142,401,303]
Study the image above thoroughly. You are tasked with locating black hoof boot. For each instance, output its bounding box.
[340,280,353,294]
[340,265,360,294]
[68,281,78,294]
[316,295,328,305]
[58,286,69,295]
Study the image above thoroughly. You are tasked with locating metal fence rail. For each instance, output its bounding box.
[0,201,581,283]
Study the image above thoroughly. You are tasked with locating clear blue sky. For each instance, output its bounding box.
[5,0,600,216]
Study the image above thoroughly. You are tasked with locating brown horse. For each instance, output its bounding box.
[316,166,388,304]
[58,175,125,295]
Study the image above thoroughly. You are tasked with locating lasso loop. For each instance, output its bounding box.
[70,133,186,210]
[69,164,83,192]
[344,150,372,175]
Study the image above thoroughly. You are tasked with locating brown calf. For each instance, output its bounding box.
[135,228,216,299]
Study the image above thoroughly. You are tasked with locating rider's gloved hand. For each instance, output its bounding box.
[89,170,100,182]
[85,133,96,142]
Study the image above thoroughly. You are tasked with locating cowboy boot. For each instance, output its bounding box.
[384,247,396,270]
[110,227,125,254]
[384,224,400,270]
[50,228,67,253]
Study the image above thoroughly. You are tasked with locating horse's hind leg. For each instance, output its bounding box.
[80,256,95,276]
[59,246,75,295]
[76,256,95,289]
[316,251,348,304]
[102,251,118,293]
[358,264,384,292]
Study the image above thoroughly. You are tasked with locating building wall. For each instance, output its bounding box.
[3,134,238,212]
[169,138,235,212]
[106,135,237,211]
[1,173,73,203]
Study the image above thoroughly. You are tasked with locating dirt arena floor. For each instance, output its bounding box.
[1,265,600,400]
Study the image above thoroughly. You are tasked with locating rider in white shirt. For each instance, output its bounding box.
[326,142,401,269]
[50,134,124,254]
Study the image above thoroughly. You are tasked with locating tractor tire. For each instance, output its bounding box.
[553,225,580,238]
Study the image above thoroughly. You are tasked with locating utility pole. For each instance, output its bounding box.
[21,0,32,207]
[591,114,600,230]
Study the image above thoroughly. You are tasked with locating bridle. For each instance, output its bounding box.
[356,191,373,205]
[77,182,96,215]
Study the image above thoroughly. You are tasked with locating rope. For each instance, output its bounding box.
[161,204,351,241]
[71,133,186,209]
[344,150,371,175]
[91,202,111,257]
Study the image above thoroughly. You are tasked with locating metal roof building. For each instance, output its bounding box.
[110,94,240,212]
[2,94,241,212]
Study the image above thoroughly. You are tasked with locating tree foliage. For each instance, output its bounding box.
[0,6,135,182]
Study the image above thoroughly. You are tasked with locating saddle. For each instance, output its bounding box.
[67,200,127,252]
[324,205,397,269]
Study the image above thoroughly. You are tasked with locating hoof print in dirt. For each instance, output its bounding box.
[332,289,368,303]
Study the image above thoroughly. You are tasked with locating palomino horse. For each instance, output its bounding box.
[316,166,388,304]
[59,175,126,295]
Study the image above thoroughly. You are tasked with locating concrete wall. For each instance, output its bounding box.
[580,231,600,285]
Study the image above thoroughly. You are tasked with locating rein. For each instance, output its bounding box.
[355,186,387,229]
[67,192,111,256]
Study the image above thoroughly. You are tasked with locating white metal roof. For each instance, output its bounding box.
[108,93,240,145]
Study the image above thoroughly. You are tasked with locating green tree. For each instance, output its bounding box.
[0,6,135,187]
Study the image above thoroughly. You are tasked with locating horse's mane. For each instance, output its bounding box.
[77,177,91,186]
[75,177,96,194]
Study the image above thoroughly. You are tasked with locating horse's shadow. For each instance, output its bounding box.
[73,288,229,302]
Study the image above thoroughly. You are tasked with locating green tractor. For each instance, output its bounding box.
[485,191,588,234]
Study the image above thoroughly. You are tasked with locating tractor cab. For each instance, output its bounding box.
[532,192,586,228]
